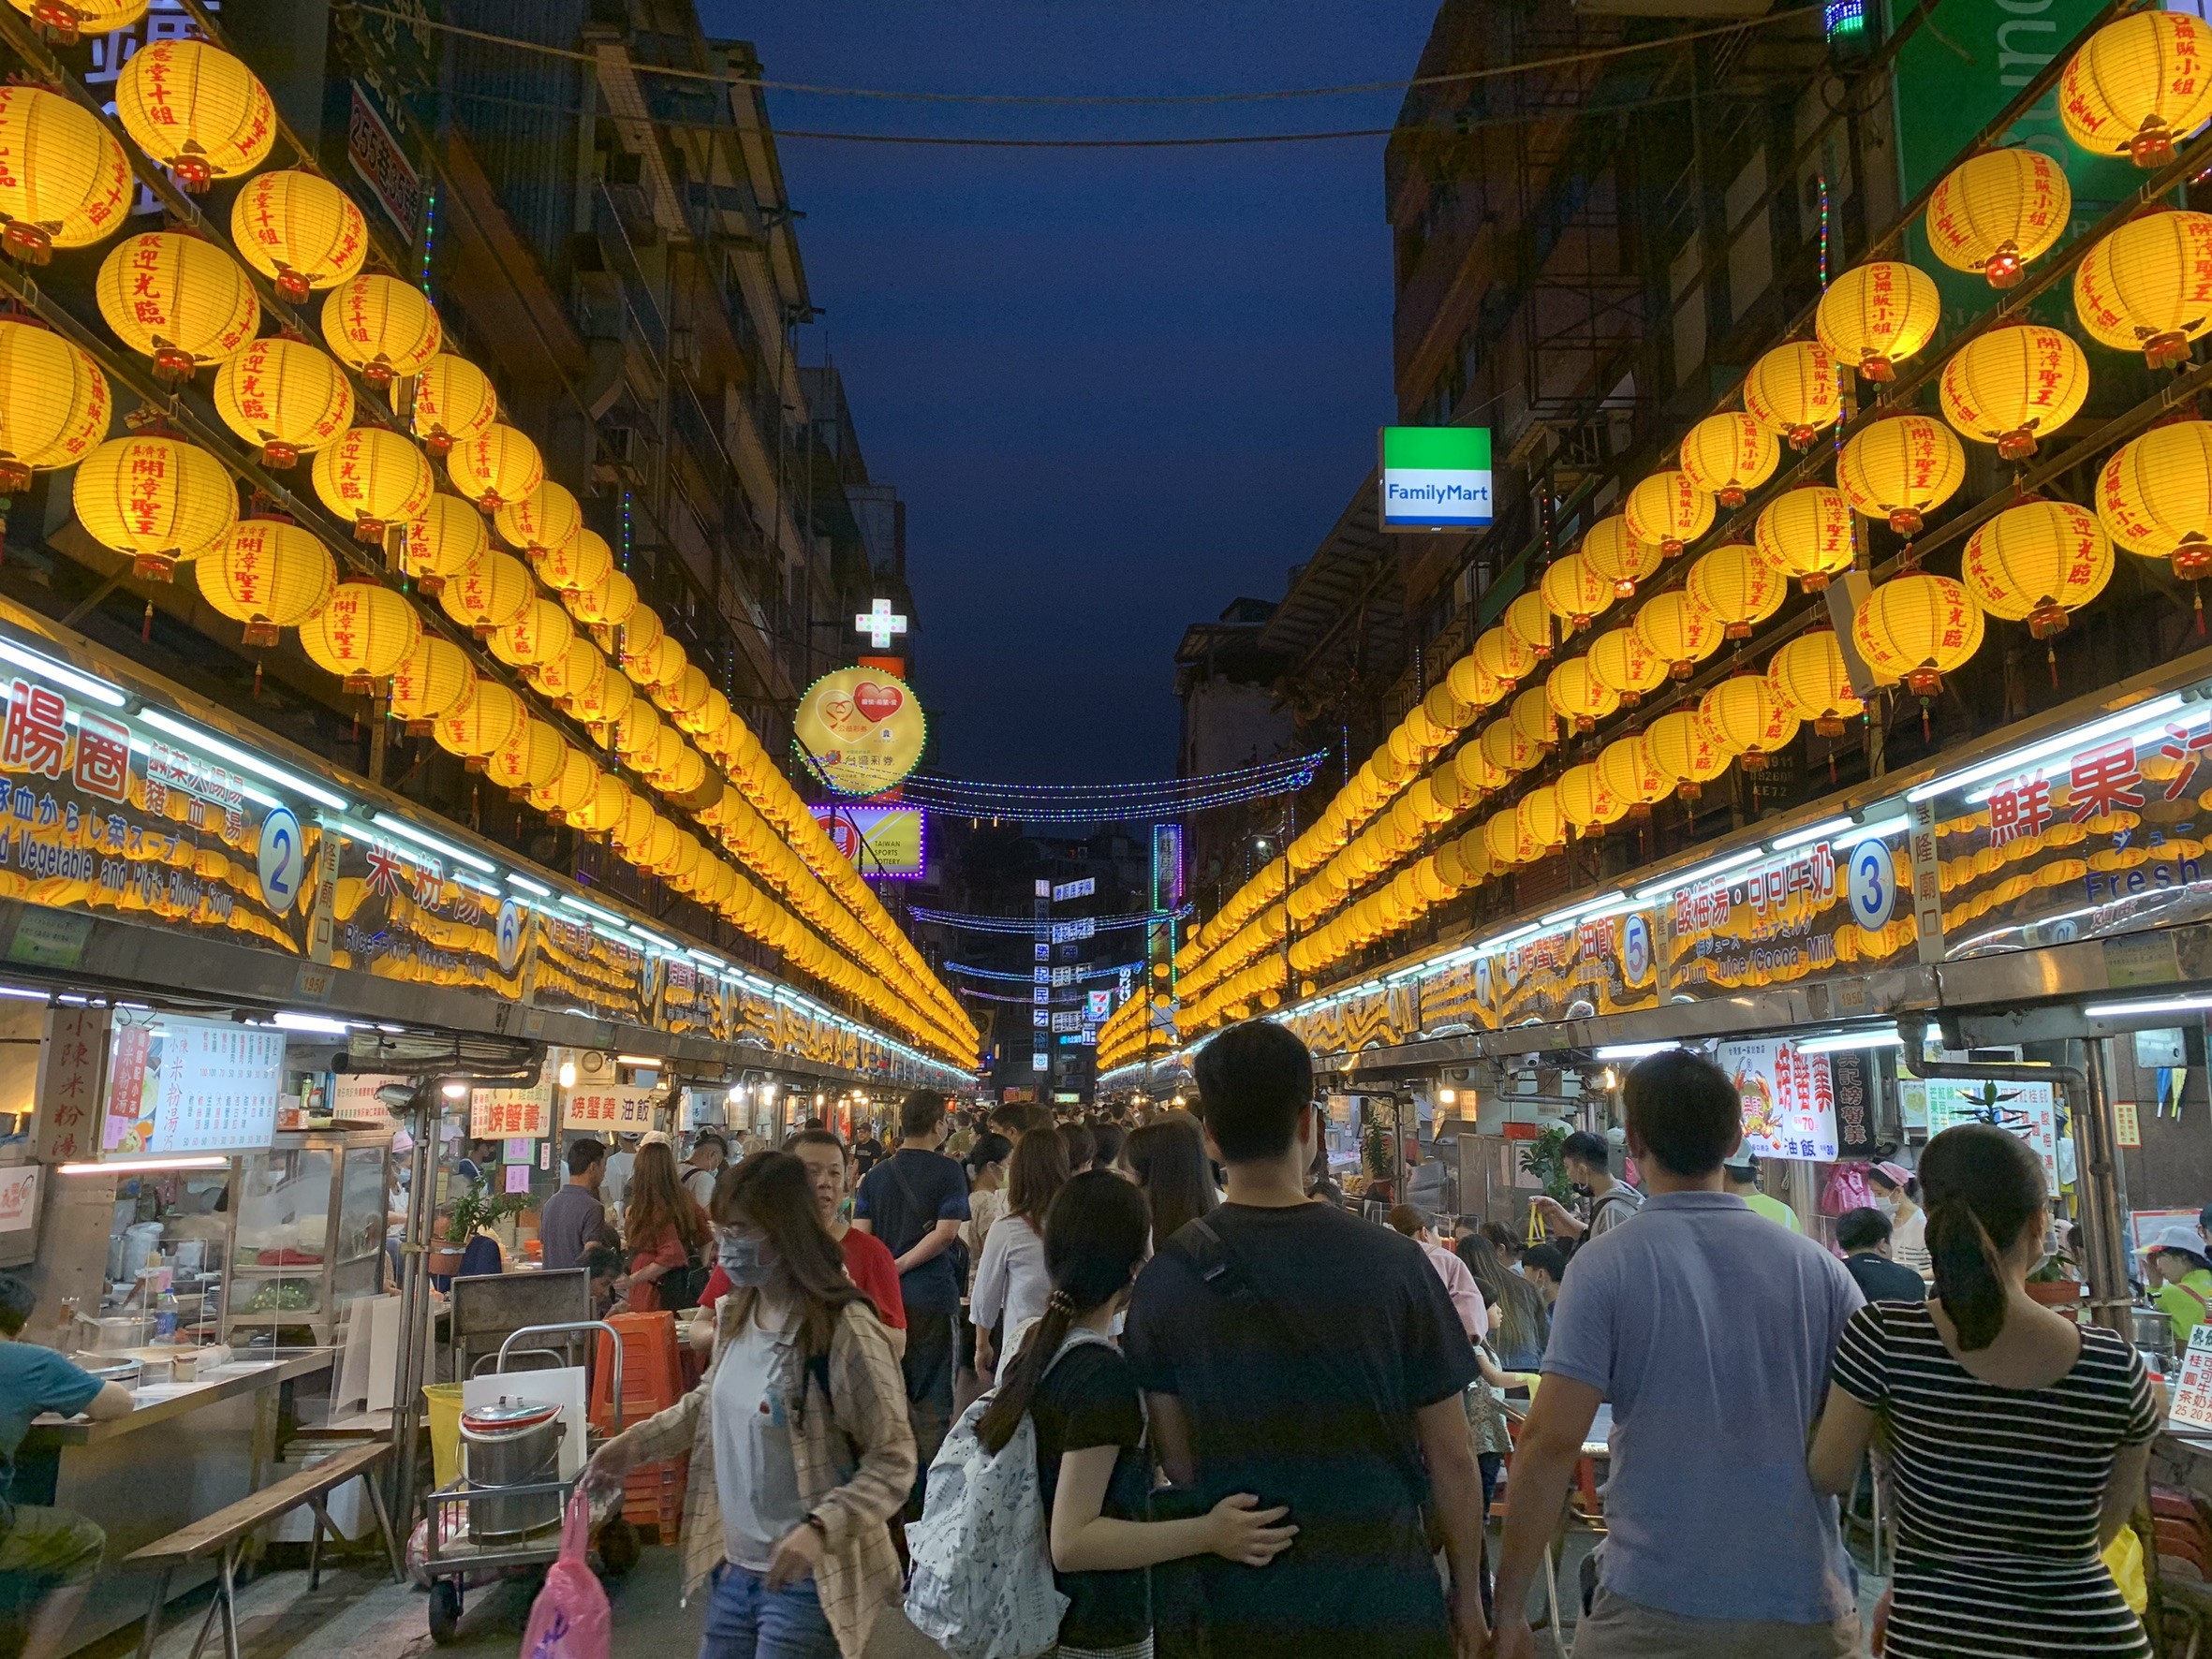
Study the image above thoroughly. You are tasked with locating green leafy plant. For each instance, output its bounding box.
[1518,1123,1574,1204]
[1362,1118,1394,1182]
[443,1177,531,1246]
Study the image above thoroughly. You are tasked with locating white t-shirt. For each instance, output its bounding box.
[711,1306,809,1571]
[683,1165,720,1211]
[1891,1208,1931,1280]
[601,1151,636,1209]
[972,1213,1049,1342]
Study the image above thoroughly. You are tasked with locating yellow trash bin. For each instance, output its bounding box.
[423,1383,465,1490]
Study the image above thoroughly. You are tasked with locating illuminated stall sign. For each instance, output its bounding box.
[1662,840,1913,993]
[1716,1036,1839,1162]
[0,681,311,954]
[533,915,655,1026]
[101,1012,285,1157]
[561,1084,657,1132]
[1904,1075,2060,1188]
[329,833,522,996]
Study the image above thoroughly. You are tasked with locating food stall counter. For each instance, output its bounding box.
[22,1345,333,1447]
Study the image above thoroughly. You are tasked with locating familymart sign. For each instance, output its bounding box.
[1379,426,1493,531]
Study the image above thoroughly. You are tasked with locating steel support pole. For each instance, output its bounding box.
[388,1082,439,1534]
[2075,1038,2133,1337]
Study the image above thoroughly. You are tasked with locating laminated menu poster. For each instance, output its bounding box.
[1905,1075,2061,1189]
[1716,1036,1839,1162]
[2172,1325,2212,1431]
[99,1013,285,1157]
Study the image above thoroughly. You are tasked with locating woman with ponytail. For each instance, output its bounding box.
[1808,1123,2160,1657]
[976,1171,1297,1659]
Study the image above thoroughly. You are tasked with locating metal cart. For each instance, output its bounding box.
[420,1321,641,1644]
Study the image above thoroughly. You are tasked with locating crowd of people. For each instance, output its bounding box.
[555,1022,2173,1659]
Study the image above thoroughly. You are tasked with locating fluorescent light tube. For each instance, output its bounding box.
[1841,815,1910,844]
[62,1155,230,1174]
[2084,994,2212,1019]
[272,1010,351,1035]
[559,893,628,929]
[505,873,552,896]
[369,812,495,874]
[1633,845,1768,902]
[1908,693,2186,803]
[140,709,349,812]
[1595,1040,1678,1060]
[1797,1028,1904,1054]
[0,639,125,707]
[1770,815,1854,852]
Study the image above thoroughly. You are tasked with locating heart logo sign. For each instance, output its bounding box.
[821,696,856,727]
[853,682,903,724]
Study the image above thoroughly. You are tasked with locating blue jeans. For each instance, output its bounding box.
[700,1561,838,1659]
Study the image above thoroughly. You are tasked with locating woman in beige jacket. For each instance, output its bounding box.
[585,1151,915,1659]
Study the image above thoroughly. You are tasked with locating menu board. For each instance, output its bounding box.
[561,1084,656,1133]
[471,1060,553,1138]
[1716,1036,1839,1162]
[1903,1075,2061,1187]
[2173,1325,2212,1429]
[99,1013,285,1156]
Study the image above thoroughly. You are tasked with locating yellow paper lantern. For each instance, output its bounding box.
[494,480,582,554]
[612,792,656,859]
[0,85,130,262]
[114,39,273,190]
[568,566,639,629]
[1631,589,1723,680]
[618,605,666,670]
[1753,485,1856,593]
[1677,412,1779,507]
[435,680,524,769]
[321,273,441,387]
[485,596,576,669]
[1815,260,1941,382]
[1556,762,1626,834]
[2074,211,2212,368]
[1445,650,1504,712]
[661,744,707,797]
[1480,717,1539,777]
[1544,656,1620,734]
[73,433,236,580]
[197,519,334,647]
[5,0,147,51]
[1482,810,1526,869]
[1504,590,1554,661]
[1939,325,2089,462]
[1473,624,1537,691]
[1686,542,1785,640]
[661,664,713,719]
[1644,709,1732,800]
[1695,674,1801,771]
[2097,418,2212,580]
[568,772,631,836]
[2059,9,2212,167]
[389,635,477,734]
[636,634,690,693]
[1851,572,1985,697]
[532,636,606,709]
[210,336,353,469]
[1765,630,1865,738]
[1743,339,1843,450]
[1538,552,1614,632]
[537,527,612,595]
[399,494,488,596]
[1453,738,1506,799]
[1959,499,2113,639]
[573,661,633,730]
[1836,414,1966,537]
[1624,470,1716,556]
[527,744,597,821]
[0,319,110,492]
[411,355,497,456]
[1587,625,1667,707]
[1924,148,2071,288]
[1596,734,1668,811]
[1580,513,1665,598]
[644,727,686,784]
[229,169,366,302]
[299,578,422,692]
[1516,787,1566,856]
[446,423,543,513]
[310,425,435,542]
[1511,685,1556,753]
[615,700,662,762]
[94,230,258,381]
[437,548,533,638]
[486,716,567,794]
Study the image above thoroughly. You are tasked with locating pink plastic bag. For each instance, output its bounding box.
[519,1494,611,1659]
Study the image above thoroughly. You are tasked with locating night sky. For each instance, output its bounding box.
[708,2,1438,783]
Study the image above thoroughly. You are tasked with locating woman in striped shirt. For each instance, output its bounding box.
[1807,1123,2158,1658]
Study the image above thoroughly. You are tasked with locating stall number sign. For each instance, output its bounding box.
[562,1085,656,1132]
[1379,426,1493,530]
[101,1014,285,1156]
[2174,1326,2212,1431]
[1716,1036,1838,1161]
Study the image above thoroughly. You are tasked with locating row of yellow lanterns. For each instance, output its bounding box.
[1170,7,2212,1034]
[0,45,972,1058]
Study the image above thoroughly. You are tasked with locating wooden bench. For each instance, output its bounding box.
[122,1441,403,1659]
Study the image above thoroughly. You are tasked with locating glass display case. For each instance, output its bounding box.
[223,1129,392,1348]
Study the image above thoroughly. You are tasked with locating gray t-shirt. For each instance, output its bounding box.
[538,1183,605,1273]
[1541,1189,1863,1624]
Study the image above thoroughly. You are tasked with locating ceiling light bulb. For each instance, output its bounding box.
[558,1061,577,1089]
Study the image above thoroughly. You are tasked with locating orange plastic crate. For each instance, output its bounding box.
[591,1312,684,1431]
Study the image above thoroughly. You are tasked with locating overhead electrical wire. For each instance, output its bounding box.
[907,904,1193,935]
[945,960,1143,982]
[897,754,1324,821]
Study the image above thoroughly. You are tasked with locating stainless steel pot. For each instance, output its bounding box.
[458,1396,567,1541]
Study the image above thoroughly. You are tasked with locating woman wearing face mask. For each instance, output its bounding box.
[585,1152,914,1659]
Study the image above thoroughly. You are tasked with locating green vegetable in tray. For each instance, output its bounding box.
[241,1280,315,1313]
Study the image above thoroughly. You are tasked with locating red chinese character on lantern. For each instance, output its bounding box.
[2069,740,2143,823]
[72,712,129,802]
[2,682,66,779]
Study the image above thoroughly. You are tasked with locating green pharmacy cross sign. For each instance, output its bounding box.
[1379,426,1493,532]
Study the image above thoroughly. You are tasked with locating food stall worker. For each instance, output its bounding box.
[0,1272,134,1659]
[2143,1226,2212,1347]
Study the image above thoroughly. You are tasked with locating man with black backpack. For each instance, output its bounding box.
[852,1089,971,1511]
[1126,1020,1489,1659]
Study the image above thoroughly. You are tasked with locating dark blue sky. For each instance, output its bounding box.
[709,2,1438,782]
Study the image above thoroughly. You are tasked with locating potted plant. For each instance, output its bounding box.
[2026,1242,2084,1313]
[1519,1123,1575,1207]
[429,1178,530,1276]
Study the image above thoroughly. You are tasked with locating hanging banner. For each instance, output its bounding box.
[561,1083,657,1133]
[1715,1036,1839,1162]
[472,1064,553,1139]
[809,803,925,877]
[792,667,927,798]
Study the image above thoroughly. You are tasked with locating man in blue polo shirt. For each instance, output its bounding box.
[1,1272,136,1659]
[1491,1050,1864,1659]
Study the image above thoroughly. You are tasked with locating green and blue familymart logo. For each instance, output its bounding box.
[1379,426,1493,530]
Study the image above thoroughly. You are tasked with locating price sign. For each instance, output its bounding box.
[2174,1325,2212,1431]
